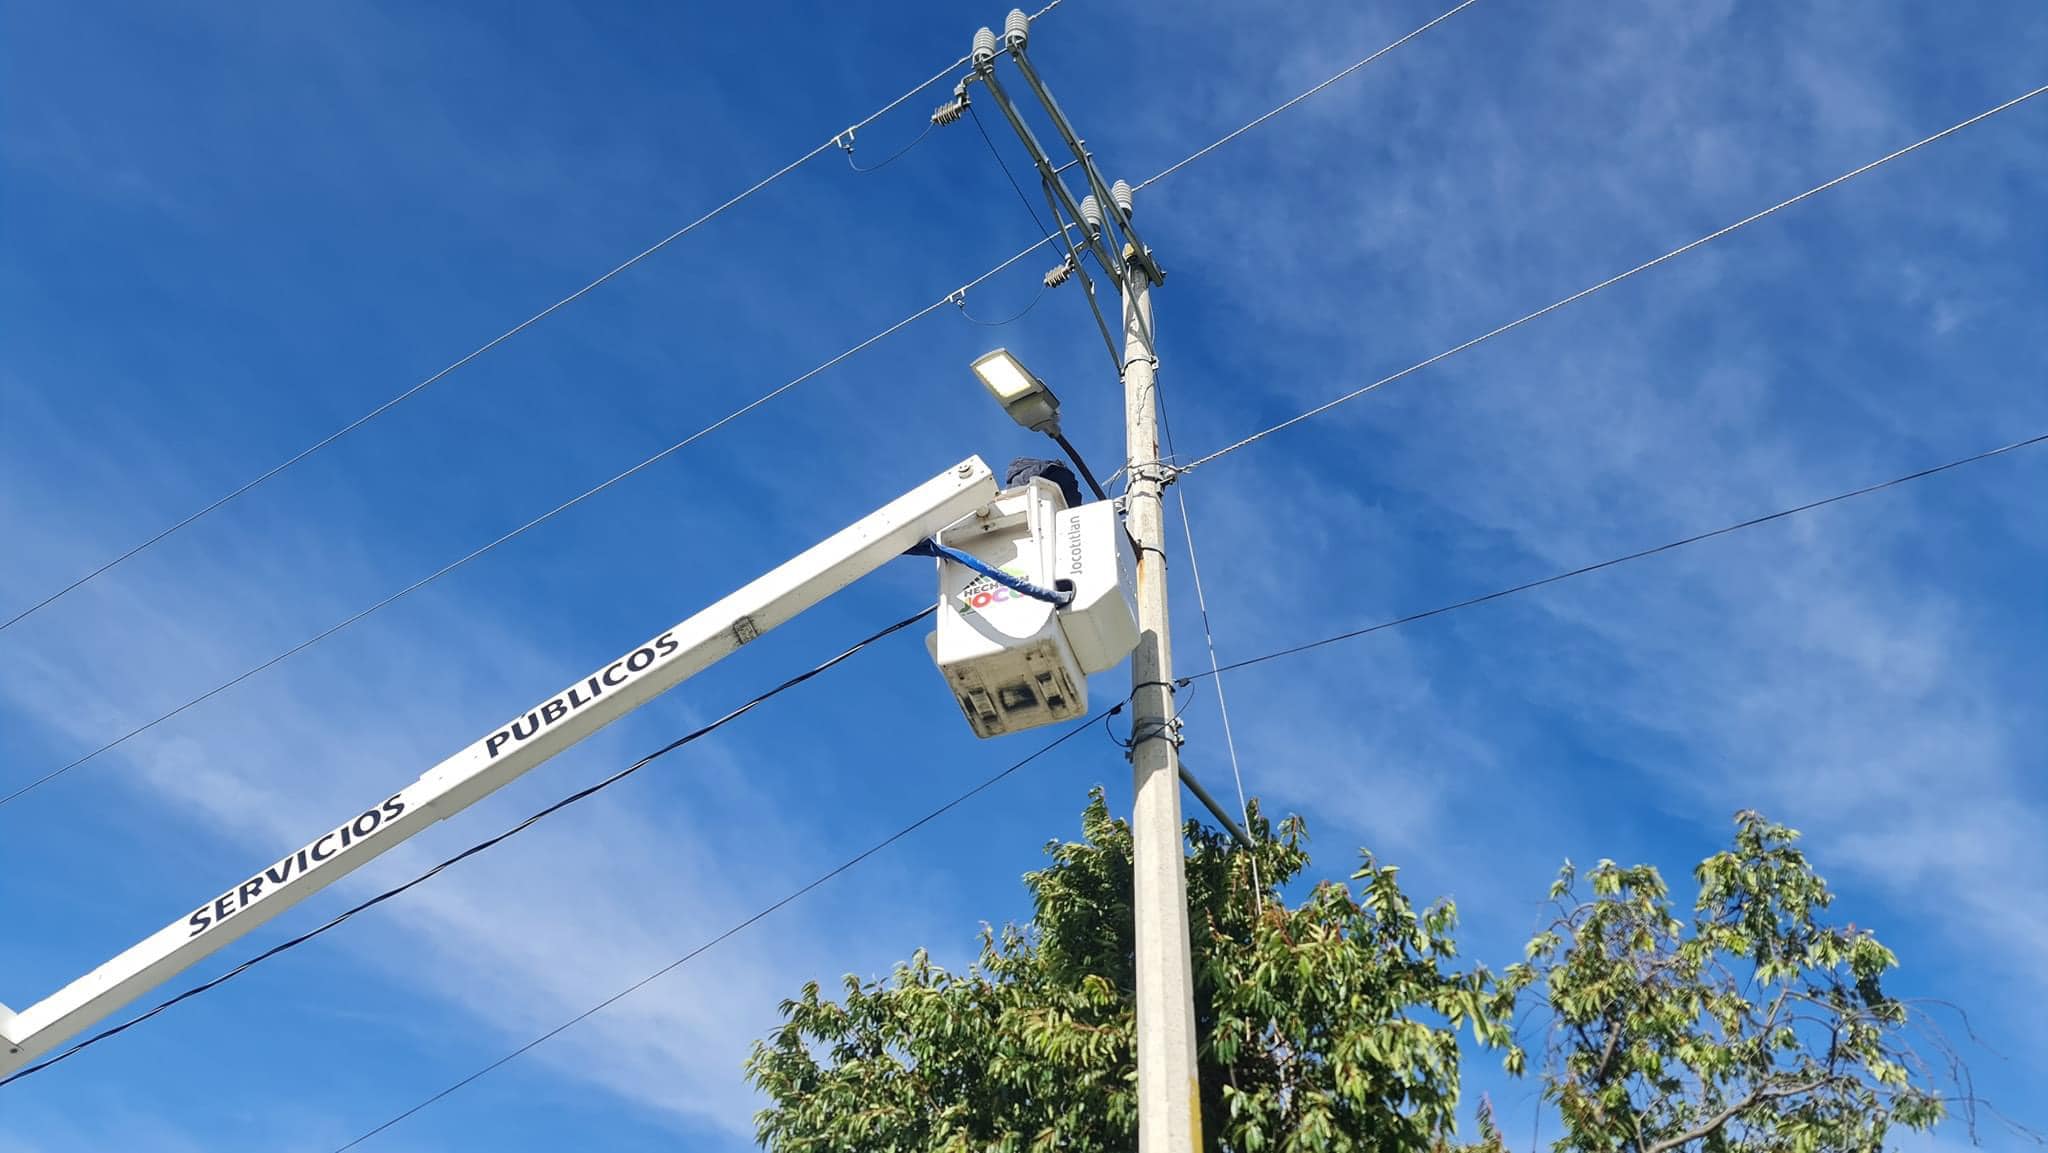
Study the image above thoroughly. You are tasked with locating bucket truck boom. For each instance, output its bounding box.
[0,456,1000,1077]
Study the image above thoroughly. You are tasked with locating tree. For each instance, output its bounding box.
[1508,811,1952,1153]
[747,798,1968,1152]
[746,788,1515,1152]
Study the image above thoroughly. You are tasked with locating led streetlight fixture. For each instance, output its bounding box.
[972,348,1062,434]
[970,348,1110,503]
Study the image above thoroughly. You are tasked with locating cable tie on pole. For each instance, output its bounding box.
[1126,459,1178,488]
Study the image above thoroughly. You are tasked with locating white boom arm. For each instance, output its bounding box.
[0,457,999,1076]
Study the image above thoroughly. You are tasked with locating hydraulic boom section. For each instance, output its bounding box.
[0,457,1000,1077]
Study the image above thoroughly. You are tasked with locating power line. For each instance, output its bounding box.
[1157,386,1259,895]
[0,57,982,639]
[1134,0,1483,194]
[1174,81,2048,475]
[1177,429,2048,684]
[52,425,2029,1121]
[0,235,1057,812]
[299,11,2036,1142]
[953,279,1050,327]
[966,87,1123,373]
[954,104,1058,324]
[0,608,935,1090]
[839,121,936,173]
[969,101,1054,239]
[0,0,1601,810]
[327,707,1109,1152]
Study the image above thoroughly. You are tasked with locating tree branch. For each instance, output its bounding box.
[1639,1078,1829,1153]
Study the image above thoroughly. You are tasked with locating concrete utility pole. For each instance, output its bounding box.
[1118,226,1201,1153]
[960,16,1201,1146]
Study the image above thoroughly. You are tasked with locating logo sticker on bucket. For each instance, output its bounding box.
[957,568,1028,615]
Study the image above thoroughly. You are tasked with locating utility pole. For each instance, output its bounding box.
[959,15,1200,1147]
[1117,226,1201,1153]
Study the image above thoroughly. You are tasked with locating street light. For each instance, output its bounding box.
[971,348,1110,502]
[972,348,1063,433]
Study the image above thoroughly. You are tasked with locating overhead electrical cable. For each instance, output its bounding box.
[0,0,1475,810]
[0,1,1074,638]
[326,708,1109,1152]
[1172,82,2048,475]
[27,4,2020,816]
[969,101,1055,239]
[1156,387,1260,896]
[1175,429,2048,683]
[0,608,936,1089]
[23,0,2029,1131]
[292,15,2045,1144]
[1132,0,1484,195]
[839,122,936,173]
[952,102,1057,326]
[0,236,1057,811]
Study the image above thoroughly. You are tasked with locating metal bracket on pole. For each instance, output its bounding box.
[1177,762,1256,849]
[968,58,1126,282]
[1128,460,1179,487]
[1005,45,1164,286]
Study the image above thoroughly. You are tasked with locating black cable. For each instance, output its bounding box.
[969,101,1054,239]
[1101,703,1131,749]
[1182,430,2048,684]
[956,280,1049,327]
[0,607,935,1090]
[966,97,1115,490]
[841,122,935,173]
[328,705,1111,1152]
[1049,430,1110,501]
[967,97,1124,365]
[950,102,1059,330]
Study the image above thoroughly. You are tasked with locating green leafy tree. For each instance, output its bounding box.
[745,788,1516,1152]
[749,799,1978,1153]
[1506,811,1954,1153]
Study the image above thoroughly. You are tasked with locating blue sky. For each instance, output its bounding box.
[3,1,2045,1149]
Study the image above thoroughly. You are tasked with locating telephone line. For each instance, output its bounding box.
[1174,81,2048,475]
[327,708,1106,1151]
[1179,429,2048,683]
[1158,386,1258,893]
[1134,0,1481,194]
[0,0,1508,809]
[0,29,1047,637]
[0,608,935,1089]
[0,237,1055,811]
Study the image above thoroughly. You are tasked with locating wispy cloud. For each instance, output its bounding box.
[1140,0,2048,1048]
[0,460,954,1141]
